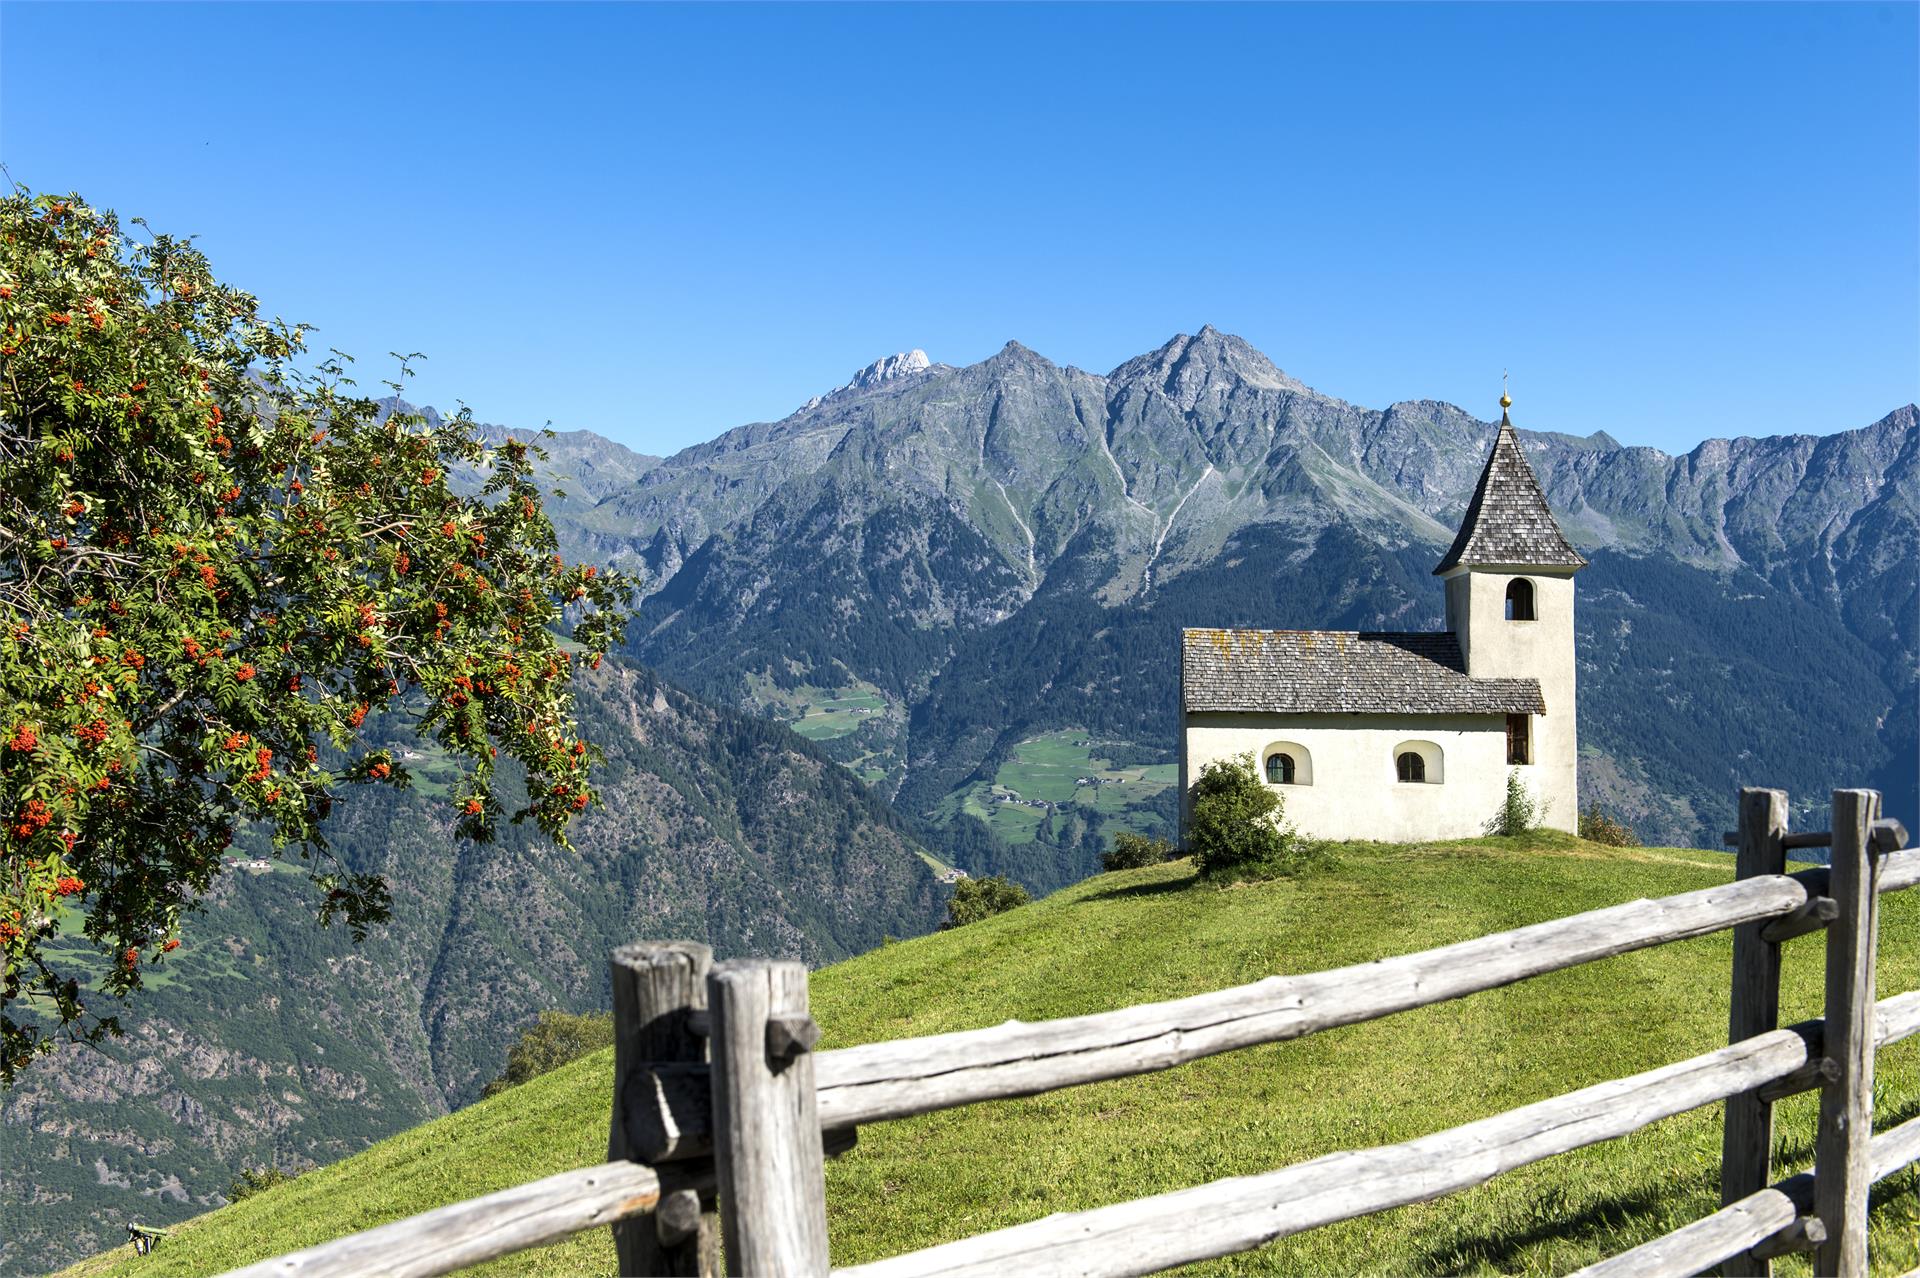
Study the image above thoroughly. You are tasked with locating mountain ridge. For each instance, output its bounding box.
[567,332,1914,606]
[542,329,1914,868]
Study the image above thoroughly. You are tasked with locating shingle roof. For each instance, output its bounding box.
[1434,419,1587,574]
[1181,628,1545,716]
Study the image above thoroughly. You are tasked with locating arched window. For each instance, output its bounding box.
[1505,578,1535,621]
[1261,743,1312,785]
[1393,740,1443,783]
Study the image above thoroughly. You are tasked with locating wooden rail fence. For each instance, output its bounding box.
[223,788,1919,1278]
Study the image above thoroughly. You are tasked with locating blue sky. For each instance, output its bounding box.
[2,2,1914,456]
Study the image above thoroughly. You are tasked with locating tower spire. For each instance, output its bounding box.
[1433,378,1585,576]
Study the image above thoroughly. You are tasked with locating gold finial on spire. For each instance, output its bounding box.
[1500,370,1512,422]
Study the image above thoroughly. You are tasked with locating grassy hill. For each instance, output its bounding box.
[55,832,1920,1277]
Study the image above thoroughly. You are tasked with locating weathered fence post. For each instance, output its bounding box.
[1721,787,1789,1277]
[1814,789,1883,1278]
[708,958,830,1277]
[610,941,720,1277]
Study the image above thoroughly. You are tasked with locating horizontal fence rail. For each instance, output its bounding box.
[1570,1110,1920,1278]
[1881,846,1920,894]
[209,993,1920,1278]
[814,874,1816,1130]
[1781,846,1919,903]
[831,990,1920,1278]
[218,1160,710,1278]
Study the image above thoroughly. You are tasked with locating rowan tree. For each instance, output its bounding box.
[0,188,634,1083]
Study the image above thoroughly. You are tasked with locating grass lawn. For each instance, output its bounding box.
[789,691,887,742]
[55,832,1920,1276]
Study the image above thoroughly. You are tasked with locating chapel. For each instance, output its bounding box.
[1178,393,1585,843]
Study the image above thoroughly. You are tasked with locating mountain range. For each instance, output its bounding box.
[574,327,1915,872]
[9,328,1914,1274]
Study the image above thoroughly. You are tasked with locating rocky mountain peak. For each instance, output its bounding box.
[801,349,936,411]
[986,339,1053,367]
[846,348,931,390]
[1108,325,1310,407]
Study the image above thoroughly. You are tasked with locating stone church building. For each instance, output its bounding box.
[1179,396,1585,844]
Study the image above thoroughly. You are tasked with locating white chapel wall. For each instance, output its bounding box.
[1182,711,1539,844]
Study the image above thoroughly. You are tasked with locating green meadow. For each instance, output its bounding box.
[743,673,892,744]
[953,729,1177,843]
[57,832,1920,1276]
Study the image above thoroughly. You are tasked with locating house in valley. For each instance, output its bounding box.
[1179,393,1585,843]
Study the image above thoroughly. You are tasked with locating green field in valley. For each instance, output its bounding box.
[54,831,1920,1277]
[742,672,899,787]
[744,672,890,743]
[32,866,280,999]
[951,728,1177,843]
[788,690,888,741]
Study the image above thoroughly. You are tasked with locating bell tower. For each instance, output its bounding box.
[1436,389,1586,830]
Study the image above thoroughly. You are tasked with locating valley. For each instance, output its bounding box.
[0,667,947,1276]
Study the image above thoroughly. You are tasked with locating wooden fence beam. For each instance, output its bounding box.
[216,1160,709,1278]
[832,1023,1824,1278]
[1815,789,1884,1278]
[1722,787,1788,1277]
[1881,846,1920,894]
[1747,1212,1826,1260]
[813,874,1812,1130]
[1743,989,1920,1103]
[1871,1109,1920,1182]
[1571,1104,1920,1278]
[709,958,830,1277]
[1570,1177,1810,1278]
[609,941,719,1277]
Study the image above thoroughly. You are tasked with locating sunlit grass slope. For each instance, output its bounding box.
[57,833,1920,1277]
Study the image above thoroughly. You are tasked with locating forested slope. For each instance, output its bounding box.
[3,661,946,1276]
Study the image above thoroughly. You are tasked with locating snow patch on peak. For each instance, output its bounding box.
[801,350,933,411]
[850,349,931,389]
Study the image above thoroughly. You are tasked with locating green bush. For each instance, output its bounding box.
[481,1010,615,1099]
[226,1165,298,1202]
[1188,753,1310,882]
[1102,831,1174,871]
[1489,768,1547,837]
[1579,802,1639,847]
[942,875,1031,929]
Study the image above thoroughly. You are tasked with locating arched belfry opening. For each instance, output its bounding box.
[1505,578,1535,621]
